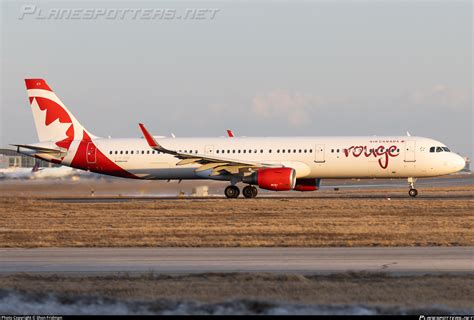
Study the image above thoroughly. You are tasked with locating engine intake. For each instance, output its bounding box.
[242,168,296,191]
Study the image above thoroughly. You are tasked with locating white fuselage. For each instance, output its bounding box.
[52,135,464,181]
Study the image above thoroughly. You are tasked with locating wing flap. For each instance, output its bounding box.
[195,162,230,172]
[176,158,202,166]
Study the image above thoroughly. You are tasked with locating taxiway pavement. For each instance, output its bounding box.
[1,247,472,275]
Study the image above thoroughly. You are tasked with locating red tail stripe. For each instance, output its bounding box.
[25,79,52,91]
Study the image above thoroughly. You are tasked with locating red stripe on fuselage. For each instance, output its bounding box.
[70,131,139,179]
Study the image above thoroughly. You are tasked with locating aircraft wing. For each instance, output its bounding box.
[139,124,282,176]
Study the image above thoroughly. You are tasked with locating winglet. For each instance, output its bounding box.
[139,123,159,147]
[227,129,234,137]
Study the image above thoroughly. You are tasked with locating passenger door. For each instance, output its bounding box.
[404,140,416,162]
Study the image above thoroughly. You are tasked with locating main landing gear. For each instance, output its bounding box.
[408,177,418,198]
[224,185,240,198]
[242,185,258,199]
[224,185,258,198]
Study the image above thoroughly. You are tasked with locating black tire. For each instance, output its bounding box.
[408,188,418,198]
[225,185,240,198]
[251,186,258,198]
[243,185,258,198]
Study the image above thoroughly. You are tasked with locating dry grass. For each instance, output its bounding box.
[1,272,473,309]
[0,185,473,247]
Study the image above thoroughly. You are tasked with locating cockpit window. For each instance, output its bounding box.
[430,146,450,153]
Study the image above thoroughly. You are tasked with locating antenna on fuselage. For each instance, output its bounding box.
[406,131,411,136]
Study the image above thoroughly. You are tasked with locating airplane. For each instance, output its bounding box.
[14,79,465,198]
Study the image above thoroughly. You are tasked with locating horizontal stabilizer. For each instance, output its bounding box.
[12,144,64,154]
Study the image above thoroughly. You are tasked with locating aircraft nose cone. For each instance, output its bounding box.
[453,154,466,172]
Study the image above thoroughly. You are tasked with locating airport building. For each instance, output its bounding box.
[0,149,56,169]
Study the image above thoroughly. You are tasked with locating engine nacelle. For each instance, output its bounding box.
[293,178,321,191]
[242,168,296,191]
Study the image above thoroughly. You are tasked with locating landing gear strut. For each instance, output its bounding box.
[225,185,240,198]
[243,185,258,198]
[408,177,418,198]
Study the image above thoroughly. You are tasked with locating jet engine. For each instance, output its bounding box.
[242,168,296,191]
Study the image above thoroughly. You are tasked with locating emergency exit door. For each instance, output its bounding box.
[205,145,214,155]
[314,144,325,163]
[86,142,97,163]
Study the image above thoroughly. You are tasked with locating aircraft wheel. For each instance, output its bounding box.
[225,185,240,198]
[243,185,258,198]
[408,188,418,198]
[251,186,258,198]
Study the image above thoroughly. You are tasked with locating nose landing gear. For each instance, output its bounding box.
[408,188,418,197]
[408,177,418,198]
